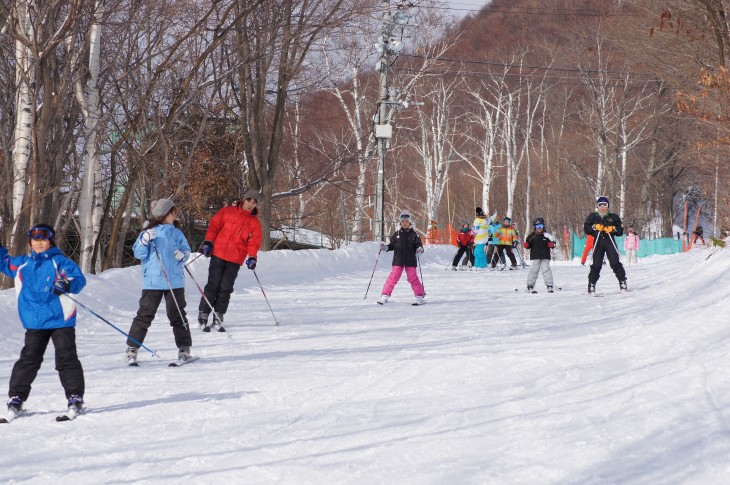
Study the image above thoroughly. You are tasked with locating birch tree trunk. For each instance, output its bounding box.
[11,0,36,236]
[76,0,106,273]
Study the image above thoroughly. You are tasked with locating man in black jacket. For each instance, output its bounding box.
[584,196,627,294]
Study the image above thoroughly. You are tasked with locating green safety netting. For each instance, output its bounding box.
[570,231,682,259]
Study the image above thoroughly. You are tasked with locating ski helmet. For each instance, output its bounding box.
[533,217,545,227]
[475,207,484,216]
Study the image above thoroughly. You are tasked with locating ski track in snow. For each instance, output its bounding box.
[1,243,730,484]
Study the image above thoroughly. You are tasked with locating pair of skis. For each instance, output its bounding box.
[129,356,200,367]
[0,407,83,424]
[377,300,427,306]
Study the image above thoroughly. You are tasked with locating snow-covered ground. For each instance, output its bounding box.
[2,243,730,484]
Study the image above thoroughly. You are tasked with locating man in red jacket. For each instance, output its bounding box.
[197,189,263,332]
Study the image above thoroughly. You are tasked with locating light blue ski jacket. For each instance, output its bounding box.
[133,224,191,290]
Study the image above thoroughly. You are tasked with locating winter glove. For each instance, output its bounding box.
[173,250,187,262]
[592,224,605,232]
[523,242,530,249]
[380,242,388,252]
[245,257,257,270]
[200,241,213,257]
[512,241,518,248]
[140,229,156,245]
[53,277,70,296]
[547,241,555,249]
[603,225,615,234]
[416,247,424,255]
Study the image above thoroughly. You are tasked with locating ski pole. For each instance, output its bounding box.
[417,254,425,293]
[606,231,624,263]
[253,269,280,326]
[150,241,189,330]
[364,247,383,299]
[184,252,204,267]
[182,264,233,339]
[63,293,160,357]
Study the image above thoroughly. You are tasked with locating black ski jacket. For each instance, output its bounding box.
[386,227,423,267]
[584,211,624,240]
[524,231,553,260]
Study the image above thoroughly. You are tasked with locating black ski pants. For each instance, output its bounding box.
[452,245,474,267]
[9,327,84,401]
[589,234,626,284]
[199,255,241,318]
[486,243,502,267]
[127,288,191,349]
[494,245,517,268]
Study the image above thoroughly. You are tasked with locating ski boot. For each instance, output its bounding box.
[126,346,139,366]
[177,346,194,363]
[414,295,425,305]
[198,311,210,331]
[67,395,84,414]
[527,285,535,293]
[378,295,389,305]
[547,285,554,293]
[588,283,596,295]
[619,280,628,292]
[213,314,226,332]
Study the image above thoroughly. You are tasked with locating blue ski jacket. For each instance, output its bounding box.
[133,224,191,290]
[0,246,86,330]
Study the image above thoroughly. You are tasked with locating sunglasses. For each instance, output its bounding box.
[535,224,545,230]
[597,202,609,208]
[28,227,54,240]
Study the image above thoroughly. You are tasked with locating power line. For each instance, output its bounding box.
[372,3,645,17]
[399,53,661,79]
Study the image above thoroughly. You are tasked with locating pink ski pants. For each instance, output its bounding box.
[381,266,425,297]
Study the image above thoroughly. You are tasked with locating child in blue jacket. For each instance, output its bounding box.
[126,199,192,365]
[0,224,86,419]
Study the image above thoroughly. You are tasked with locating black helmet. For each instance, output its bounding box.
[533,217,545,227]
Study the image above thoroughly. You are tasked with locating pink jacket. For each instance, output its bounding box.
[624,233,640,250]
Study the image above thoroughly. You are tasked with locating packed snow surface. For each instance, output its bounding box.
[1,243,729,484]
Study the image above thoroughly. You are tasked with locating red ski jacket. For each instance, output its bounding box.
[204,205,262,265]
[457,231,474,247]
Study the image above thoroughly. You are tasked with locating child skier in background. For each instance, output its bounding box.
[486,214,502,268]
[624,226,640,265]
[523,218,556,293]
[379,210,426,305]
[472,207,489,269]
[452,221,474,270]
[0,224,87,421]
[692,225,705,245]
[126,199,193,365]
[492,216,518,269]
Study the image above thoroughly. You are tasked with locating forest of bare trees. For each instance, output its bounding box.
[0,0,727,274]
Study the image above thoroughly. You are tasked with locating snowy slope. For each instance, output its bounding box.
[1,243,730,484]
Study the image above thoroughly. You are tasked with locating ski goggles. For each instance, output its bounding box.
[28,227,54,240]
[400,214,411,220]
[535,223,545,230]
[597,202,609,208]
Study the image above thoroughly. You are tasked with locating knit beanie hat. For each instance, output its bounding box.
[150,198,176,218]
[242,189,260,202]
[596,196,609,207]
[475,207,484,216]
